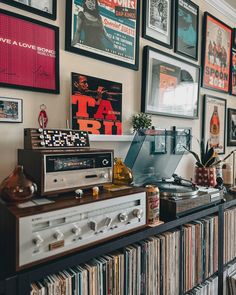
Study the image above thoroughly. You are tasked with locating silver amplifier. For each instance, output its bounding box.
[1,189,146,270]
[18,148,113,196]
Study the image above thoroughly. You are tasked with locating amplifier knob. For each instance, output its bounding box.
[102,159,109,166]
[72,225,81,236]
[33,235,44,247]
[132,209,143,221]
[89,220,97,232]
[53,230,64,241]
[118,213,128,223]
[40,141,45,146]
[101,173,109,179]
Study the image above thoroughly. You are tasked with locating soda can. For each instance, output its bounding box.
[146,185,160,224]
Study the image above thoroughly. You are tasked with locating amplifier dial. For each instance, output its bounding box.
[53,230,64,241]
[71,225,81,236]
[118,213,128,223]
[33,235,44,247]
[133,209,143,221]
[102,159,109,166]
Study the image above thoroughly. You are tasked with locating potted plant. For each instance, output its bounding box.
[131,112,152,133]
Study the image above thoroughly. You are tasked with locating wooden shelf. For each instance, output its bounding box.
[89,134,134,142]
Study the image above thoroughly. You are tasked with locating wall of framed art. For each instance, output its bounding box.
[0,0,235,182]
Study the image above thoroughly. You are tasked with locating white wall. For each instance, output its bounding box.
[0,0,235,182]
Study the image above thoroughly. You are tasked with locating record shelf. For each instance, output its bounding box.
[2,196,236,295]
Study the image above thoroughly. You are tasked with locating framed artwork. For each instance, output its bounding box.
[231,49,236,96]
[202,12,232,93]
[227,108,236,146]
[1,0,57,20]
[71,72,122,135]
[172,126,191,154]
[65,0,140,70]
[151,129,167,154]
[203,95,226,155]
[142,0,173,49]
[174,0,199,60]
[0,97,23,123]
[0,9,59,94]
[141,46,200,119]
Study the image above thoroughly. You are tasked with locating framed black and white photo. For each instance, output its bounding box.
[1,0,57,20]
[0,97,23,123]
[65,0,140,70]
[143,0,173,48]
[141,46,200,119]
[227,108,236,146]
[203,95,226,154]
[173,126,191,154]
[174,0,199,60]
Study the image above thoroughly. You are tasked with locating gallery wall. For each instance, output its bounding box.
[0,0,235,182]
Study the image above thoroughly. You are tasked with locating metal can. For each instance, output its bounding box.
[146,185,160,224]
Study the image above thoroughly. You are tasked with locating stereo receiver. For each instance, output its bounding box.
[18,149,113,196]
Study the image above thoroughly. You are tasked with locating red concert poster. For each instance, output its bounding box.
[71,73,122,135]
[0,9,59,93]
[231,50,236,96]
[202,13,232,93]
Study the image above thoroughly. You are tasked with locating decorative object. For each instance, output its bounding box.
[0,9,59,94]
[202,12,232,93]
[194,167,217,187]
[231,49,236,96]
[173,126,191,154]
[1,0,57,20]
[227,108,236,146]
[0,97,23,123]
[174,0,199,60]
[0,165,37,203]
[131,112,152,132]
[142,0,173,49]
[65,0,140,70]
[113,158,133,185]
[141,46,200,119]
[38,104,48,129]
[203,95,226,154]
[71,72,122,135]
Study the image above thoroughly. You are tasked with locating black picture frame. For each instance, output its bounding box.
[142,0,174,49]
[65,0,140,71]
[174,0,199,60]
[227,108,236,146]
[0,97,23,123]
[232,28,236,49]
[141,46,200,119]
[0,9,60,94]
[203,95,226,155]
[231,49,236,96]
[201,12,232,93]
[1,0,57,20]
[172,126,192,154]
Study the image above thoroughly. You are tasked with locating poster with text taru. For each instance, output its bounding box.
[203,15,231,92]
[71,73,122,135]
[71,0,137,65]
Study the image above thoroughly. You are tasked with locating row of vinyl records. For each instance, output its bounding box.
[30,214,220,295]
[224,206,236,264]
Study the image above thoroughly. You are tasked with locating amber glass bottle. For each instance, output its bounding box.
[210,106,220,148]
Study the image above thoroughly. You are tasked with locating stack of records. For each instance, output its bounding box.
[224,206,236,264]
[185,275,218,295]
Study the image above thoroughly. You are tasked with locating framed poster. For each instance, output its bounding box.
[0,9,59,94]
[142,0,173,48]
[202,12,232,93]
[65,0,140,70]
[1,0,57,20]
[231,49,236,96]
[0,97,23,123]
[71,72,122,135]
[227,108,236,146]
[141,46,200,119]
[233,28,236,49]
[203,95,226,154]
[172,126,191,154]
[174,0,199,60]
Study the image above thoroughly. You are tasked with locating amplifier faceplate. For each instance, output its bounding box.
[18,192,146,268]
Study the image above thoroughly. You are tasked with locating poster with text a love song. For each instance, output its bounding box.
[0,9,59,93]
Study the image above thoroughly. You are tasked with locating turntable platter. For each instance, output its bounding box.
[157,182,199,199]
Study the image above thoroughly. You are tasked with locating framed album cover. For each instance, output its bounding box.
[231,49,236,96]
[173,126,191,154]
[227,108,236,146]
[203,95,226,154]
[141,46,200,119]
[65,0,140,70]
[0,97,23,123]
[174,0,199,60]
[71,72,122,135]
[202,12,232,93]
[0,9,59,94]
[1,0,57,20]
[142,0,173,49]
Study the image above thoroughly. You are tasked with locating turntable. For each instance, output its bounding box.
[125,129,224,221]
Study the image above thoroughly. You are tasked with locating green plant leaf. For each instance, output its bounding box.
[203,147,214,165]
[200,140,205,165]
[205,156,216,167]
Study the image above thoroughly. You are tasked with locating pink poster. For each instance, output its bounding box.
[0,9,59,93]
